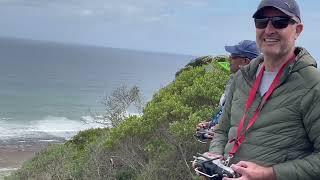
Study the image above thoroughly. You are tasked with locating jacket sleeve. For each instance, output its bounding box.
[209,75,235,155]
[273,83,320,180]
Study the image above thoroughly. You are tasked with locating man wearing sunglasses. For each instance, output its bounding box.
[227,40,260,74]
[205,0,320,180]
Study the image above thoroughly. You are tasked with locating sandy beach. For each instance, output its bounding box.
[0,137,65,178]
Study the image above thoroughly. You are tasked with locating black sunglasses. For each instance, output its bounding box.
[254,16,297,29]
[229,55,248,59]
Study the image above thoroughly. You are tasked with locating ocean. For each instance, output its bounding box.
[0,37,193,142]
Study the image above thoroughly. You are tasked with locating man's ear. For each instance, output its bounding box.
[295,23,303,40]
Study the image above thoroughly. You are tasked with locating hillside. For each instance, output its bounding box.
[6,55,230,180]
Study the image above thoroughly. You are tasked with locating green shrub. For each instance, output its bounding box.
[116,168,137,180]
[68,128,109,150]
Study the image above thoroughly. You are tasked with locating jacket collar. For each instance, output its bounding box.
[240,47,317,86]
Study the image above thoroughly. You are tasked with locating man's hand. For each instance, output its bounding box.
[222,161,276,180]
[202,152,223,159]
[192,152,223,169]
[196,121,210,130]
[196,121,215,139]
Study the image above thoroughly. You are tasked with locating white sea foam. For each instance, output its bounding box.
[0,121,32,139]
[0,110,141,141]
[0,167,18,178]
[0,115,107,141]
[0,168,18,172]
[38,139,60,142]
[29,116,106,140]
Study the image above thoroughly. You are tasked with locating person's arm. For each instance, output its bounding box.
[272,84,320,180]
[209,76,235,154]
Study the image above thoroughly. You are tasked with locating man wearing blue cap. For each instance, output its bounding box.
[223,40,261,108]
[225,40,261,74]
[196,40,260,139]
[205,0,320,179]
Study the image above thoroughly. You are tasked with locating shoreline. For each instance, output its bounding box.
[0,136,66,178]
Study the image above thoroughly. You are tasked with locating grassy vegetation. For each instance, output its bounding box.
[6,55,230,180]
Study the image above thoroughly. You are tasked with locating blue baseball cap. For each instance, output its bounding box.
[252,0,301,21]
[224,40,260,60]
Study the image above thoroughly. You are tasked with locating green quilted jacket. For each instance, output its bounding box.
[209,47,320,180]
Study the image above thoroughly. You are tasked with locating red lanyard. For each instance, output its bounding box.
[228,56,295,158]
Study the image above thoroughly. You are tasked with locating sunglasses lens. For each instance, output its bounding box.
[272,17,291,29]
[254,18,269,29]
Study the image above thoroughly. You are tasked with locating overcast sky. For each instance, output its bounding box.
[0,0,319,58]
